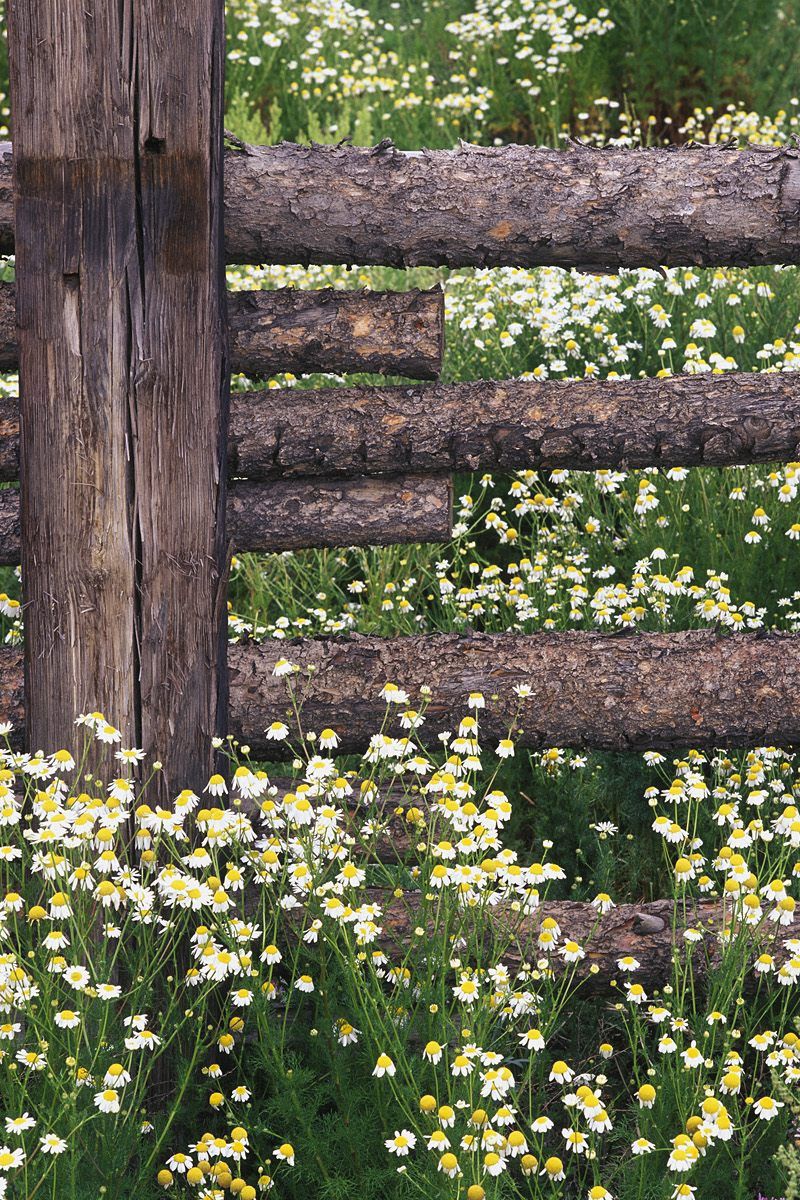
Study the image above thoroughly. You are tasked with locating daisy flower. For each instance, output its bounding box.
[4,1114,34,1135]
[753,1096,784,1120]
[94,1089,121,1114]
[373,1054,395,1077]
[0,1146,25,1170]
[385,1130,416,1157]
[39,1134,67,1155]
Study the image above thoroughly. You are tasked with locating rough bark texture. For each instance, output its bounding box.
[228,286,443,379]
[0,646,24,737]
[0,282,443,380]
[227,475,452,551]
[221,141,800,269]
[229,371,800,478]
[0,282,15,371]
[0,399,16,481]
[1,631,798,753]
[0,475,452,562]
[373,893,800,992]
[0,486,18,558]
[1,369,795,484]
[0,145,11,255]
[0,141,799,268]
[7,4,228,790]
[226,630,800,756]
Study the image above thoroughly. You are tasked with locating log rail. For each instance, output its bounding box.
[0,372,796,486]
[0,281,445,381]
[0,476,453,561]
[0,134,797,757]
[0,632,796,754]
[2,140,800,269]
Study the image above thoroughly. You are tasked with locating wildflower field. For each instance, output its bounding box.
[1,1,800,1199]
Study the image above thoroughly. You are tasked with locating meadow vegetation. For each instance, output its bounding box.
[0,1,798,1197]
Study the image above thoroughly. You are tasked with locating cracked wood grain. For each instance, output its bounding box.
[7,1,228,793]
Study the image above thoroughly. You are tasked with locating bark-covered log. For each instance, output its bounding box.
[0,398,17,481]
[0,369,795,484]
[223,141,800,269]
[227,475,452,552]
[0,486,19,563]
[227,630,800,756]
[245,880,800,991]
[1,631,799,754]
[0,646,24,743]
[0,281,14,372]
[0,282,443,380]
[0,141,799,268]
[374,893,800,992]
[0,475,452,563]
[0,145,10,258]
[228,286,443,379]
[229,372,800,478]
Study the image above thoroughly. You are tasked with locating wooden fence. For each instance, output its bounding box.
[2,2,800,809]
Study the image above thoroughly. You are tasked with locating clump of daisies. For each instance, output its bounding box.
[152,666,798,1200]
[0,678,797,1197]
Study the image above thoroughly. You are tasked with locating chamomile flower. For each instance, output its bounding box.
[753,1096,783,1120]
[385,1130,416,1156]
[4,1114,34,1135]
[373,1054,396,1077]
[94,1089,121,1114]
[39,1134,67,1155]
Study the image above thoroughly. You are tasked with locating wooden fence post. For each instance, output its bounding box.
[7,1,228,794]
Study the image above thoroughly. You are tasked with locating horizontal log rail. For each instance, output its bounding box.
[1,141,799,269]
[0,282,444,380]
[0,632,796,754]
[371,893,800,990]
[0,371,795,484]
[230,372,800,477]
[227,630,800,756]
[0,475,453,563]
[228,476,452,552]
[227,284,443,379]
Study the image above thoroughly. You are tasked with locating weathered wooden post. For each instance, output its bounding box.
[7,1,228,794]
